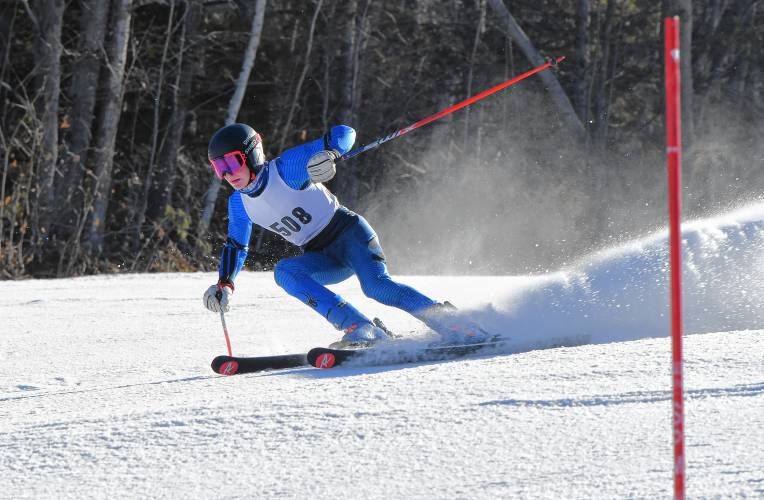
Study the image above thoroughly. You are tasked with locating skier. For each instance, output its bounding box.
[202,122,489,347]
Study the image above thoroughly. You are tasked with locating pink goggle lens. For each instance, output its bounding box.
[210,151,247,179]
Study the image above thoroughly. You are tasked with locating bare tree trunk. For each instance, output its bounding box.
[599,27,621,149]
[87,0,133,254]
[321,51,331,132]
[0,1,14,82]
[197,0,267,251]
[463,0,486,149]
[676,0,694,144]
[692,0,722,93]
[333,0,373,208]
[31,0,65,230]
[57,0,111,235]
[729,0,755,105]
[503,33,515,136]
[350,0,371,124]
[591,0,617,147]
[331,0,358,206]
[573,0,589,126]
[486,0,585,139]
[0,5,20,273]
[339,0,358,126]
[146,0,203,223]
[1,106,39,276]
[133,0,177,245]
[0,2,16,160]
[0,124,10,258]
[278,0,324,151]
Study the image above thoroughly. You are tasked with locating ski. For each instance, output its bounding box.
[306,338,509,369]
[213,333,591,374]
[211,353,308,375]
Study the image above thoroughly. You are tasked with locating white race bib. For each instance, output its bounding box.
[238,163,339,246]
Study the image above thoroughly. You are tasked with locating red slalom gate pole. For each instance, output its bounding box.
[339,56,566,162]
[664,16,685,500]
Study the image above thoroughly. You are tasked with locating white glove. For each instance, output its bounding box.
[307,149,339,183]
[203,283,233,313]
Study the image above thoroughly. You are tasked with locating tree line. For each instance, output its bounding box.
[1,0,762,278]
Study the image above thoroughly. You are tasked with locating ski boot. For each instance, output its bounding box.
[372,318,401,340]
[329,319,396,349]
[417,301,492,346]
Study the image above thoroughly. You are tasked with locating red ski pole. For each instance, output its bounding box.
[339,56,565,162]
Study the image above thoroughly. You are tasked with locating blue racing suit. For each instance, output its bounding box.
[218,125,437,333]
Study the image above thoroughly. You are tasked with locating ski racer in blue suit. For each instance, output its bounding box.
[202,122,488,346]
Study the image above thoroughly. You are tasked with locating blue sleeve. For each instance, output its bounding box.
[277,125,356,190]
[219,193,252,285]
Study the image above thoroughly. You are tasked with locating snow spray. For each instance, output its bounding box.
[476,202,764,346]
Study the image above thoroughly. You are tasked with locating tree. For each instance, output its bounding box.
[487,0,585,139]
[463,0,487,151]
[31,0,65,231]
[197,0,267,251]
[590,0,620,148]
[133,0,178,246]
[331,0,372,209]
[145,0,204,224]
[87,0,134,254]
[2,0,763,278]
[56,0,111,262]
[278,0,325,152]
[573,0,589,125]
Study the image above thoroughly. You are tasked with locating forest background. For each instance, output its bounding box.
[1,0,762,279]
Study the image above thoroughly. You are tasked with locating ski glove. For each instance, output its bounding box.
[203,282,233,313]
[307,149,340,183]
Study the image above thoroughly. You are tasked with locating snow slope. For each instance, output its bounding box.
[1,204,763,499]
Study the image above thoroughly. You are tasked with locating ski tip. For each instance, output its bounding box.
[211,355,239,376]
[314,352,336,369]
[219,360,239,376]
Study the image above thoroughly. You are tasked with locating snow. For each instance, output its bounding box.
[2,204,763,498]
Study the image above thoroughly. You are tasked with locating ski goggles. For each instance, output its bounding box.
[210,151,248,179]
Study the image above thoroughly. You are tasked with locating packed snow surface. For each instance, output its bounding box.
[2,204,764,499]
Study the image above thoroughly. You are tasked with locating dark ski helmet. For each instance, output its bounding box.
[207,123,265,178]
